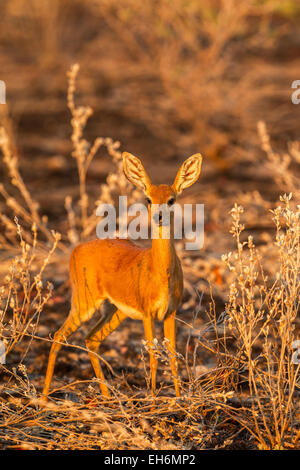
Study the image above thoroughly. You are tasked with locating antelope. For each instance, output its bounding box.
[42,152,202,399]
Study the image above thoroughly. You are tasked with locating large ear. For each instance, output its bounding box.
[172,153,202,194]
[122,152,151,192]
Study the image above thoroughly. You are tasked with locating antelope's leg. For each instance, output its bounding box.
[164,311,180,397]
[143,316,157,396]
[86,308,126,397]
[42,311,82,399]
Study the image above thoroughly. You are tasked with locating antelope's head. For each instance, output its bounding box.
[122,152,202,228]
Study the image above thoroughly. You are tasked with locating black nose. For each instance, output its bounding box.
[154,213,163,224]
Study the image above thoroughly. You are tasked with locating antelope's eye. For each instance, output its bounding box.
[145,197,152,205]
[167,197,175,206]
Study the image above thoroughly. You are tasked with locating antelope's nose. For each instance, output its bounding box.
[153,212,163,224]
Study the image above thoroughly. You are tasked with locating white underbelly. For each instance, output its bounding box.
[110,299,144,320]
[109,290,174,322]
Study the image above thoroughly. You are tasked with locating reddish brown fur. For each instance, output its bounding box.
[43,152,202,399]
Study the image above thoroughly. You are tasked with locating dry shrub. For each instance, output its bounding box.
[63,63,139,243]
[0,64,137,253]
[258,120,300,199]
[172,195,299,450]
[88,0,297,165]
[219,196,299,449]
[0,127,62,253]
[0,220,60,367]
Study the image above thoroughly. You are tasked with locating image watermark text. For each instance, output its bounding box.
[0,80,6,104]
[96,196,204,250]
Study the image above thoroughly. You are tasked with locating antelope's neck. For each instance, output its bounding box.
[151,227,177,278]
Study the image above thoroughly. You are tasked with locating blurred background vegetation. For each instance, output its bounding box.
[0,0,300,172]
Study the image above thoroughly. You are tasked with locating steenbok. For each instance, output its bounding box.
[43,152,202,399]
